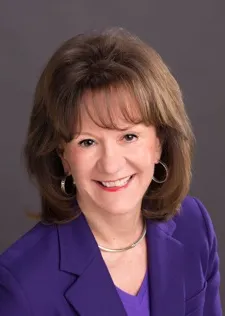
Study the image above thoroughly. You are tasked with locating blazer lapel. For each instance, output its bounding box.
[65,254,126,315]
[147,219,185,316]
[57,213,126,316]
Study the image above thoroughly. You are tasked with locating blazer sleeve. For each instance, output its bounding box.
[0,264,32,316]
[194,198,223,316]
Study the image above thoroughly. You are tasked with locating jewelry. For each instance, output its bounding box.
[98,220,147,253]
[60,175,75,195]
[152,160,168,184]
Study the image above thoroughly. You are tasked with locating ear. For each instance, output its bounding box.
[57,146,71,175]
[154,137,162,164]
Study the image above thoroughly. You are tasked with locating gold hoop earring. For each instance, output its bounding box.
[152,161,168,184]
[61,175,75,195]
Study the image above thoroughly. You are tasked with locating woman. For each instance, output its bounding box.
[0,28,222,315]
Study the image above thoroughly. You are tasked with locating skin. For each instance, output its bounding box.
[61,88,162,294]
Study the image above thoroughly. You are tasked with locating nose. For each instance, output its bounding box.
[96,142,125,175]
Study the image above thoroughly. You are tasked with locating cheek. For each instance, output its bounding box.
[132,143,158,166]
[65,148,94,179]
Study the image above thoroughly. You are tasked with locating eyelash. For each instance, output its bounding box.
[78,134,138,148]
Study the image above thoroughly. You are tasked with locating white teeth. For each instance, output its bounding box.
[101,176,131,188]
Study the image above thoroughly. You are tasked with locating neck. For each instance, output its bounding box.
[77,199,144,249]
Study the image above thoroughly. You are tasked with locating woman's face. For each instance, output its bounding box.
[61,89,162,216]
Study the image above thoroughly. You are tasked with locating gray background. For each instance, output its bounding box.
[0,0,224,309]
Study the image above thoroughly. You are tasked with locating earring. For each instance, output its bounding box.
[152,160,168,184]
[61,175,75,195]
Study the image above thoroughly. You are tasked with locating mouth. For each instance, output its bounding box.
[95,175,134,189]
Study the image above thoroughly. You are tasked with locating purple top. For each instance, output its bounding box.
[116,272,150,315]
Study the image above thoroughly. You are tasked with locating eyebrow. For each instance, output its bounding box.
[75,125,141,137]
[75,132,98,138]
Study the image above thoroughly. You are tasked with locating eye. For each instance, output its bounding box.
[123,134,138,142]
[78,139,95,147]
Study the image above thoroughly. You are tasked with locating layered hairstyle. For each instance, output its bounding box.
[24,27,194,223]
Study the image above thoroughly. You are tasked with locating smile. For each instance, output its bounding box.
[95,175,134,190]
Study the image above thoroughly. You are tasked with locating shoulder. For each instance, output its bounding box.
[154,195,217,253]
[172,196,218,273]
[0,220,77,314]
[0,221,57,278]
[174,195,216,244]
[174,196,221,308]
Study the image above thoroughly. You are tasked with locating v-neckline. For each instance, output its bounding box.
[116,271,148,306]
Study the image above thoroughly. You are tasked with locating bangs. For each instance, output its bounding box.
[72,83,157,137]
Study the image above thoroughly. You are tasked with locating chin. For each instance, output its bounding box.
[96,201,141,216]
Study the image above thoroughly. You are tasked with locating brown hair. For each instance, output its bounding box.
[24,27,194,223]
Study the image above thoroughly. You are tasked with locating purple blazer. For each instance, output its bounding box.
[0,196,222,315]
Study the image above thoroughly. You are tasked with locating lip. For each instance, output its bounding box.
[96,175,133,183]
[94,175,134,192]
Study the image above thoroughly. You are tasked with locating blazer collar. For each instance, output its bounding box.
[57,210,185,316]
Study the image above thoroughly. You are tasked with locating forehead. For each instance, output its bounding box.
[77,85,143,131]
